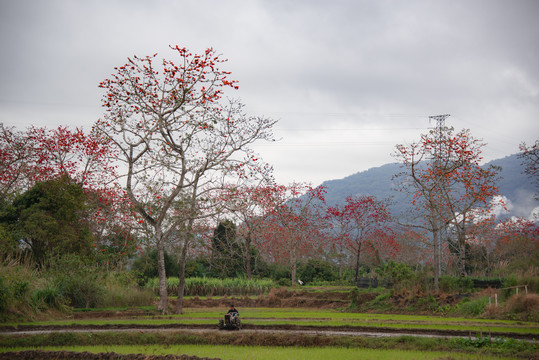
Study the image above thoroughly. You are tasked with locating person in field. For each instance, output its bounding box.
[227,304,239,318]
[219,304,241,330]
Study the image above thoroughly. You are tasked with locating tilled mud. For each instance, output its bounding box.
[1,323,535,340]
[2,324,537,359]
[0,350,219,360]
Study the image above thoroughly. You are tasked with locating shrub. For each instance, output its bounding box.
[54,274,104,308]
[0,256,38,318]
[515,273,539,293]
[266,263,291,283]
[349,288,362,308]
[439,276,474,293]
[43,254,155,309]
[454,296,489,316]
[416,295,440,312]
[0,255,155,318]
[0,277,11,313]
[382,261,415,291]
[502,276,518,300]
[43,255,104,308]
[298,259,339,283]
[31,285,64,310]
[503,293,539,321]
[184,258,211,278]
[11,280,30,300]
[359,289,394,311]
[277,278,291,287]
[100,272,154,307]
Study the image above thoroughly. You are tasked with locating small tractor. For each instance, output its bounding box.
[218,313,242,330]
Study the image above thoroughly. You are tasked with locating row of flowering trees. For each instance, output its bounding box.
[92,45,408,313]
[0,121,399,312]
[0,124,135,264]
[217,182,401,283]
[1,45,536,313]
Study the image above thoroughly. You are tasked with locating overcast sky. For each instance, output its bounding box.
[1,0,538,186]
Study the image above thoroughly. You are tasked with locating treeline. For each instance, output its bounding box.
[0,126,537,315]
[1,45,537,317]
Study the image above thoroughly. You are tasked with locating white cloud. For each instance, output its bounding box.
[490,195,512,218]
[0,0,538,186]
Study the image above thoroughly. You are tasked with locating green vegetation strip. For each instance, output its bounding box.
[0,345,521,360]
[8,308,537,335]
[1,331,535,359]
[146,277,275,296]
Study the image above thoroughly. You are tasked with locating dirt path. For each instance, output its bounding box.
[2,323,536,341]
[0,327,469,339]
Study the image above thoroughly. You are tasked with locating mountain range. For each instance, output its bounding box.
[318,154,538,220]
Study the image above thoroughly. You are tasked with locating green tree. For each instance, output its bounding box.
[0,176,93,264]
[131,249,180,285]
[211,220,243,278]
[298,259,339,283]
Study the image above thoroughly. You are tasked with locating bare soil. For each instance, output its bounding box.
[1,322,536,340]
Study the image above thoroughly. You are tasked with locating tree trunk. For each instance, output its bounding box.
[432,228,439,292]
[354,242,362,283]
[245,231,252,280]
[458,232,467,277]
[176,237,189,314]
[156,232,168,313]
[290,248,297,286]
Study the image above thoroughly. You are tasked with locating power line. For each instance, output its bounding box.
[275,127,425,132]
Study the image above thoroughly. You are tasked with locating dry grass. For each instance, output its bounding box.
[503,293,539,321]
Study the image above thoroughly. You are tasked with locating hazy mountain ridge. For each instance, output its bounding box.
[319,154,537,219]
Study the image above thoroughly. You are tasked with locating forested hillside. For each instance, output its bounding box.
[320,154,537,219]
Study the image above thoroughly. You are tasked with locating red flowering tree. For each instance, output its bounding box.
[218,181,277,279]
[0,124,34,199]
[326,196,394,282]
[96,45,275,312]
[436,130,501,276]
[493,217,539,273]
[26,127,130,255]
[394,126,501,286]
[0,124,117,194]
[257,183,328,285]
[462,215,502,276]
[0,124,131,261]
[392,228,430,267]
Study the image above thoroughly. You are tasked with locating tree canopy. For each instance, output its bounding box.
[0,176,93,264]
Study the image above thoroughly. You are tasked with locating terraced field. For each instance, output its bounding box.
[1,289,537,359]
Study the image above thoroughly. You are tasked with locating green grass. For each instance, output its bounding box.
[1,330,535,358]
[289,285,356,292]
[8,307,536,335]
[0,345,521,360]
[146,277,275,296]
[71,305,157,312]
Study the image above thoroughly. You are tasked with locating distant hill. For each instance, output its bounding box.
[319,154,537,219]
[486,154,538,218]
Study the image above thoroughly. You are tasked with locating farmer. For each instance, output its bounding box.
[227,304,239,318]
[219,303,241,330]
